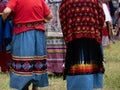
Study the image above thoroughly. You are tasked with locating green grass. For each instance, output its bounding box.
[0,40,120,90]
[103,40,120,90]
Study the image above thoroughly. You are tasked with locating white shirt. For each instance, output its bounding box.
[102,3,112,23]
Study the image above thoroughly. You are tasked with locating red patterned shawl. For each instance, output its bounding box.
[59,0,105,45]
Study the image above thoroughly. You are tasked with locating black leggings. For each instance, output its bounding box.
[22,81,31,90]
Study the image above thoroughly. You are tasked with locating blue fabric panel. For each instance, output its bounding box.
[0,16,3,51]
[66,74,103,90]
[12,30,46,56]
[4,19,13,38]
[10,71,48,90]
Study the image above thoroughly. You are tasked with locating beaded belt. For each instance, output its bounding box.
[14,21,44,28]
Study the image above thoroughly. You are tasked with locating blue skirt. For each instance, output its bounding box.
[10,30,48,90]
[66,74,103,90]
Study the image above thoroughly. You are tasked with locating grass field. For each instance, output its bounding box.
[0,40,120,90]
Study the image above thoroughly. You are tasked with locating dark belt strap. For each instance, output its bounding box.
[14,21,44,28]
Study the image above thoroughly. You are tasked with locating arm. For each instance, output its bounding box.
[0,13,3,15]
[42,0,52,22]
[44,13,52,22]
[2,7,11,21]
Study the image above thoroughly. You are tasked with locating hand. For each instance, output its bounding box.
[2,7,11,21]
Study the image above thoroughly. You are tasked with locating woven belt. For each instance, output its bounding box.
[14,21,44,28]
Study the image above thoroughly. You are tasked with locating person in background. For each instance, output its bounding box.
[103,0,116,44]
[102,0,113,47]
[2,0,52,90]
[109,0,118,29]
[115,2,120,40]
[59,0,105,90]
[0,0,11,73]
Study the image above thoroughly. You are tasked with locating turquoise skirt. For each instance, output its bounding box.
[10,30,48,90]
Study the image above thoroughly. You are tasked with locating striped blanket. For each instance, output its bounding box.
[46,32,66,73]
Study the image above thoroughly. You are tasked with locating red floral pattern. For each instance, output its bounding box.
[59,0,105,45]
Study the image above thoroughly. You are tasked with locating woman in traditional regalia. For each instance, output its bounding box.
[115,3,120,40]
[59,0,105,90]
[45,0,66,75]
[0,0,11,73]
[2,0,52,90]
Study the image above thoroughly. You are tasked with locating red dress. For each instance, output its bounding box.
[102,26,110,47]
[0,45,11,72]
[0,1,11,72]
[102,26,108,36]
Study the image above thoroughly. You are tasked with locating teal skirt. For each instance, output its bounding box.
[10,30,48,90]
